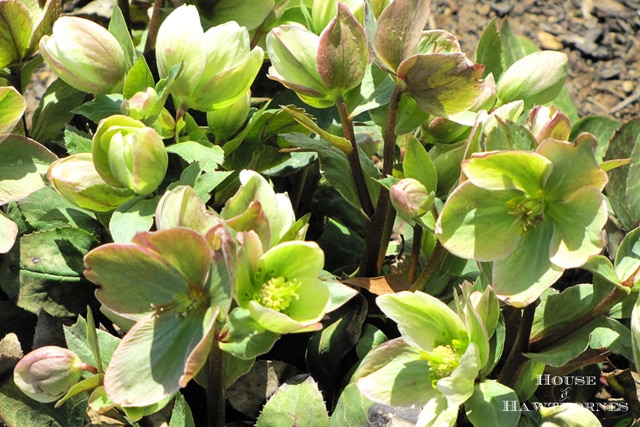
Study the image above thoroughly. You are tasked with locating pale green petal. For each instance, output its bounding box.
[547,186,608,269]
[462,151,551,195]
[416,394,457,427]
[257,241,324,282]
[355,338,436,407]
[202,21,250,75]
[247,301,322,334]
[376,291,467,352]
[155,5,206,98]
[287,278,330,321]
[436,182,523,261]
[537,138,608,199]
[492,220,563,307]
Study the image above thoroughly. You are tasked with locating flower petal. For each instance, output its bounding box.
[463,151,552,195]
[287,278,330,321]
[355,338,436,407]
[257,241,324,282]
[247,301,322,334]
[376,291,467,352]
[547,186,607,269]
[437,343,479,408]
[436,182,523,261]
[492,220,564,307]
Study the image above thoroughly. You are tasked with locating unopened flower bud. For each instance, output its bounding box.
[39,17,127,94]
[526,105,571,143]
[92,115,168,195]
[47,153,136,212]
[13,346,94,403]
[206,90,251,141]
[390,178,434,225]
[122,88,159,121]
[496,51,568,108]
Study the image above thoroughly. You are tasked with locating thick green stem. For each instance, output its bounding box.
[529,285,627,352]
[358,85,404,276]
[206,338,225,427]
[410,239,448,292]
[336,98,374,217]
[497,303,536,389]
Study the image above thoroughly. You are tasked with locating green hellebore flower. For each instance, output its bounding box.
[14,346,94,403]
[47,153,136,212]
[39,17,126,94]
[436,137,608,306]
[355,291,484,427]
[390,178,435,226]
[235,231,331,334]
[526,105,571,144]
[267,4,368,108]
[92,115,168,196]
[155,5,264,112]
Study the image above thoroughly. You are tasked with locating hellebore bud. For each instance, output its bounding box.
[14,346,95,403]
[526,105,571,143]
[39,17,126,94]
[496,51,568,108]
[92,115,168,195]
[206,90,251,141]
[390,178,435,225]
[47,153,136,212]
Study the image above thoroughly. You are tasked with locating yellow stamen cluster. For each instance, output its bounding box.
[506,193,545,233]
[423,344,461,387]
[254,276,301,313]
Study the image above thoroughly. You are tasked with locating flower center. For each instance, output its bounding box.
[506,193,545,233]
[254,277,301,313]
[422,344,461,386]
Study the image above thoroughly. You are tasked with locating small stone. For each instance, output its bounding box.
[622,81,635,93]
[537,31,563,50]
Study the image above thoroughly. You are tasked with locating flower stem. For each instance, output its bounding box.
[206,338,225,427]
[358,85,404,276]
[336,98,374,217]
[407,225,423,283]
[497,303,536,389]
[410,239,448,292]
[144,0,164,54]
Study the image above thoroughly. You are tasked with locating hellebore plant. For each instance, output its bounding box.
[437,137,608,306]
[4,0,640,426]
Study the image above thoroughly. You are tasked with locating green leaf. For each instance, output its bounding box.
[63,127,93,155]
[108,5,135,72]
[475,19,504,79]
[109,196,159,243]
[1,227,97,317]
[0,86,26,135]
[0,377,87,427]
[484,118,537,152]
[605,118,640,231]
[0,135,57,204]
[166,141,224,172]
[306,295,367,400]
[465,380,520,427]
[64,315,120,373]
[0,0,32,68]
[583,255,622,287]
[72,94,123,123]
[404,135,437,193]
[104,305,218,407]
[123,55,156,100]
[330,382,374,427]
[16,186,99,234]
[30,79,86,144]
[256,376,330,427]
[399,53,485,117]
[205,0,274,30]
[169,392,195,427]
